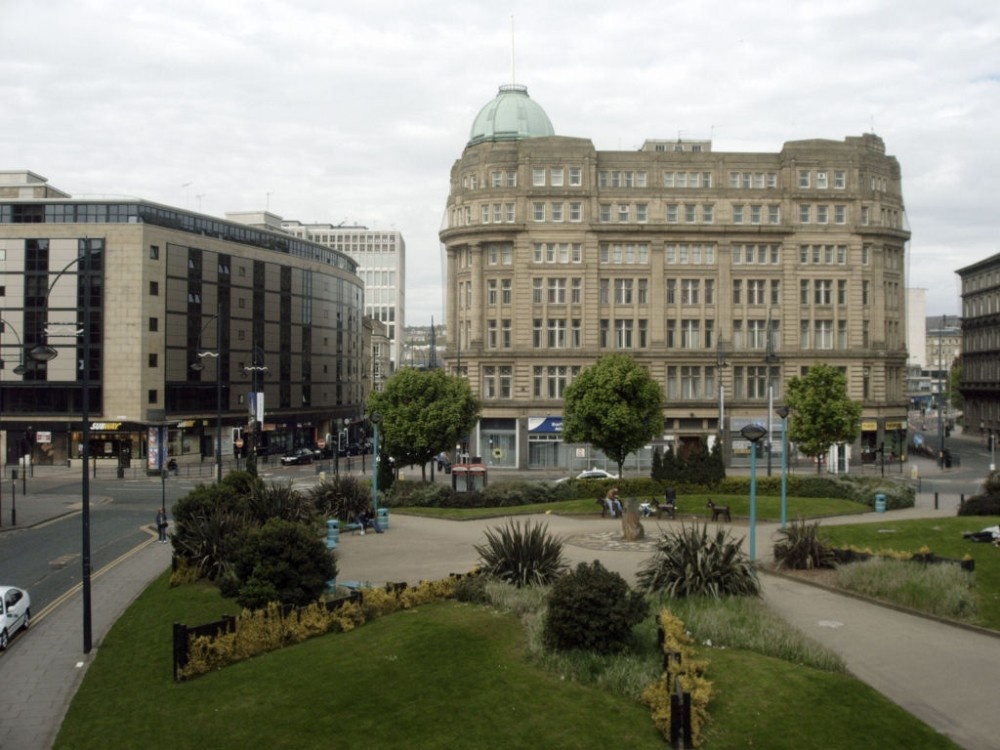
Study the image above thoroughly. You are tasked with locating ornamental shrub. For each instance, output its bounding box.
[958,472,1000,516]
[542,560,649,654]
[772,517,836,570]
[642,609,713,745]
[475,520,567,587]
[308,474,370,520]
[637,522,760,598]
[232,518,337,609]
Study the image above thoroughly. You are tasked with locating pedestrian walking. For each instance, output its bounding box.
[156,508,169,543]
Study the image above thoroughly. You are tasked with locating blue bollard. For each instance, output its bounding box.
[326,518,340,549]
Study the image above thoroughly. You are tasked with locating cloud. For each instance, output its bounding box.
[2,0,999,323]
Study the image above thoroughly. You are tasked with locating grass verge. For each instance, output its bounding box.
[394,493,866,523]
[56,575,960,749]
[817,516,1000,629]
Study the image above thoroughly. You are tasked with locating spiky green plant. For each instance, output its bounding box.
[637,523,759,598]
[246,481,317,525]
[772,517,836,570]
[170,508,251,582]
[308,474,370,519]
[474,520,567,587]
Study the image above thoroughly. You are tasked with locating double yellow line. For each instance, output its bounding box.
[32,526,160,625]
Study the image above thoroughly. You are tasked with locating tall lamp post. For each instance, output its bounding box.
[191,304,224,483]
[740,423,768,567]
[776,406,790,529]
[716,336,728,464]
[0,317,29,528]
[369,412,382,516]
[243,346,268,477]
[764,311,779,477]
[937,314,946,469]
[28,238,98,653]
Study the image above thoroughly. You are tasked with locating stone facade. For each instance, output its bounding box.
[441,96,910,471]
[957,253,1000,454]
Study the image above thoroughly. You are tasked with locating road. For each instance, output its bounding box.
[0,462,326,623]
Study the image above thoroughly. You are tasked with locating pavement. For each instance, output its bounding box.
[1,444,998,750]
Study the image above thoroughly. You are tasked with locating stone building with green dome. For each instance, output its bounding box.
[441,83,911,473]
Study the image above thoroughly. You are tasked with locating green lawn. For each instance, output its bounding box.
[817,516,1000,630]
[55,573,960,750]
[395,493,867,522]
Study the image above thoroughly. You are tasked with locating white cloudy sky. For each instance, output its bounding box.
[2,0,998,325]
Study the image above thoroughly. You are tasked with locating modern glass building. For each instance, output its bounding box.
[0,171,365,471]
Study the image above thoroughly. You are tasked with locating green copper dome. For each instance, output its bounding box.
[468,84,555,146]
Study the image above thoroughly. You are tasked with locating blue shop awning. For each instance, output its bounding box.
[529,416,563,434]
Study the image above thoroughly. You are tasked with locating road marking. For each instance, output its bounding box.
[49,554,78,569]
[32,527,160,626]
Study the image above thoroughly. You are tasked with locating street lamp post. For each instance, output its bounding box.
[0,317,29,528]
[369,412,382,516]
[938,314,946,469]
[717,336,728,464]
[740,423,768,566]
[243,346,268,477]
[27,238,98,653]
[776,406,790,529]
[191,304,224,483]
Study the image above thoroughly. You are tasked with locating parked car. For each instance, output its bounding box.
[553,468,620,484]
[280,448,315,466]
[1,585,31,650]
[576,468,619,480]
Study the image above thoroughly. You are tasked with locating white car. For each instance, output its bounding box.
[1,585,31,650]
[575,469,619,480]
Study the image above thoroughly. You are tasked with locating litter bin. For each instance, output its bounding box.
[874,492,887,513]
[325,519,340,550]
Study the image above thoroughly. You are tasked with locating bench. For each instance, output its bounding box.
[345,521,363,534]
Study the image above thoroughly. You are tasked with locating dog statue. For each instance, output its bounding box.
[707,499,731,522]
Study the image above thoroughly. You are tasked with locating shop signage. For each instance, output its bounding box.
[90,422,123,431]
[861,421,878,431]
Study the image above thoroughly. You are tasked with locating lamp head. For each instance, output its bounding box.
[740,423,768,443]
[370,411,382,425]
[28,344,58,362]
[776,405,790,419]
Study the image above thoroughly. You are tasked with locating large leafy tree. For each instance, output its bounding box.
[784,363,862,473]
[561,354,664,478]
[367,368,480,480]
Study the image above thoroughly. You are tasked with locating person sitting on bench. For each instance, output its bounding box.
[356,507,384,535]
[604,487,623,518]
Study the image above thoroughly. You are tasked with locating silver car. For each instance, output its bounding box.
[1,585,31,650]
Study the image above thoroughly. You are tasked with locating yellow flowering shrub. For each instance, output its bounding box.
[641,609,714,747]
[178,576,462,680]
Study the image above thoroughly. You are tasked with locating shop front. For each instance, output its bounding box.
[527,415,562,469]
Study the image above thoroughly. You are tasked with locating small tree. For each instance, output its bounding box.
[368,368,480,480]
[231,518,336,609]
[562,354,664,478]
[948,362,965,413]
[543,561,649,654]
[785,363,862,474]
